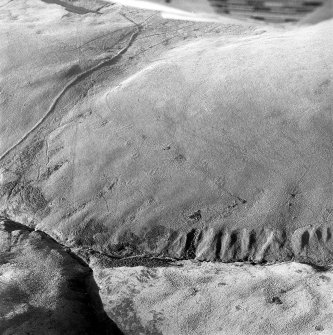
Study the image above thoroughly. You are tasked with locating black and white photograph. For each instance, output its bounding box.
[0,0,332,334]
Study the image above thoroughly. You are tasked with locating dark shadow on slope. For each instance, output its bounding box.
[40,0,103,15]
[84,271,125,335]
[0,216,124,335]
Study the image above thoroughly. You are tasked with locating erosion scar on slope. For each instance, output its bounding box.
[0,28,140,164]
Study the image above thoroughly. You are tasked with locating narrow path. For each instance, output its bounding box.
[0,28,139,163]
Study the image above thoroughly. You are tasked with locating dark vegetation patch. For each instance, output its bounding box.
[189,210,202,222]
[222,197,247,218]
[270,296,283,305]
[175,154,186,163]
[19,140,44,172]
[299,261,331,272]
[0,181,18,198]
[145,225,168,250]
[94,253,176,268]
[41,161,66,179]
[111,298,163,335]
[40,0,101,15]
[21,184,48,212]
[111,230,142,257]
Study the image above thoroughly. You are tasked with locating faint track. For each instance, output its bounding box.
[0,28,139,164]
[0,0,12,8]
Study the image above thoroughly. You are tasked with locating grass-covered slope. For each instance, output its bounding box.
[0,0,332,265]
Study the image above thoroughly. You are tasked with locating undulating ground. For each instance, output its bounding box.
[0,0,332,333]
[93,260,333,335]
[0,217,122,335]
